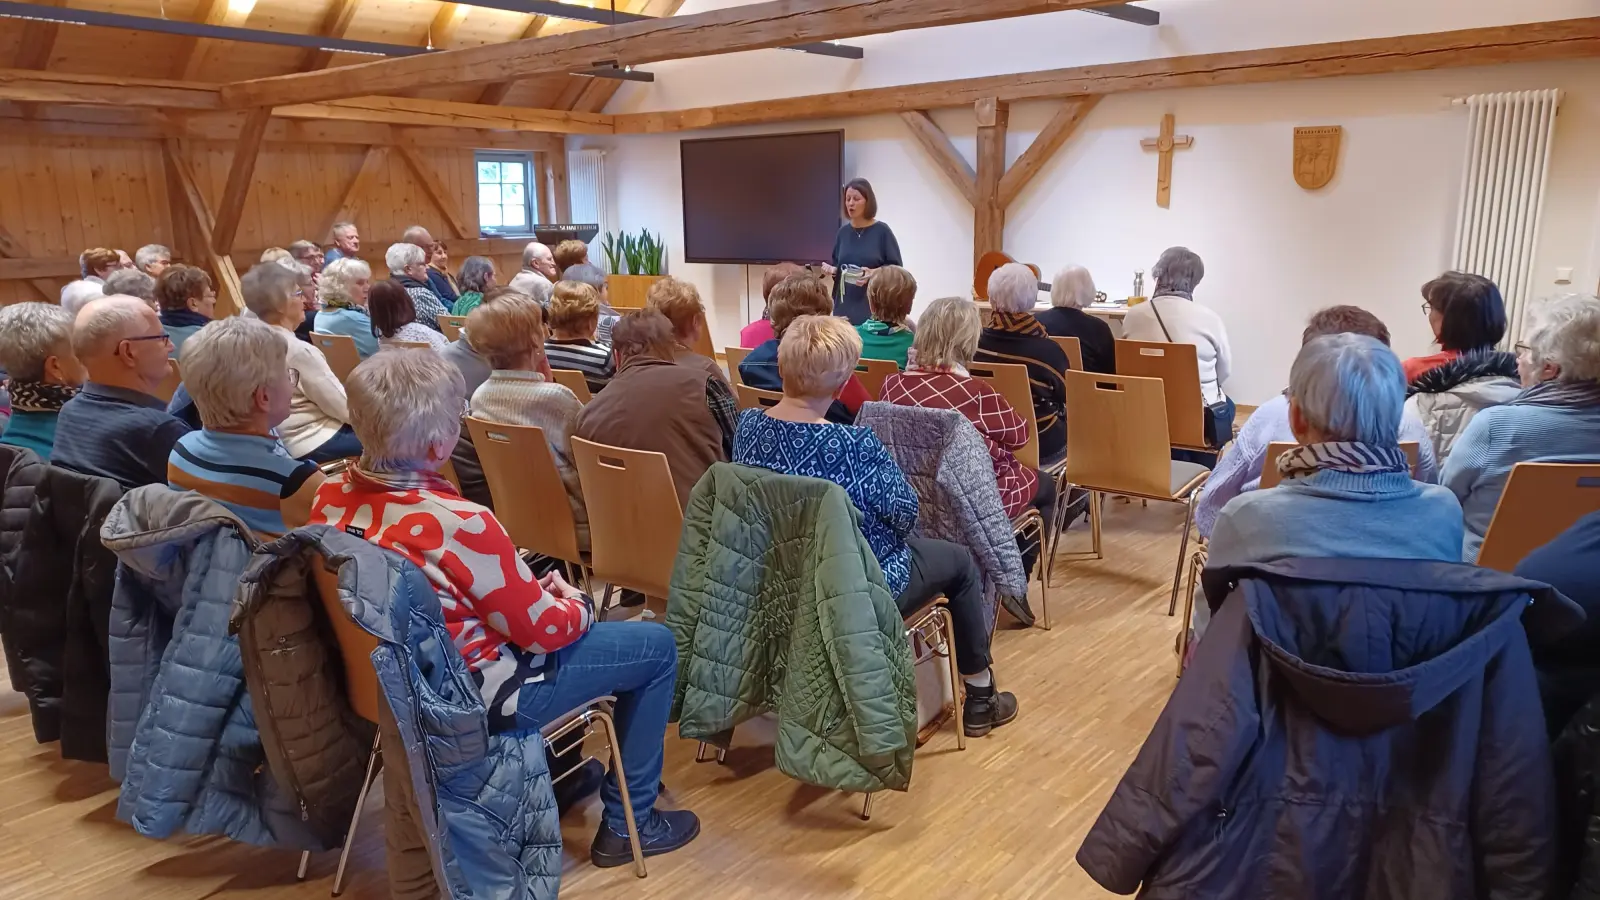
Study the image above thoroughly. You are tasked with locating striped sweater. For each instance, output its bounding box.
[544,337,615,394]
[167,429,323,536]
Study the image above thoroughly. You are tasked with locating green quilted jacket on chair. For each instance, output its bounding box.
[667,463,918,794]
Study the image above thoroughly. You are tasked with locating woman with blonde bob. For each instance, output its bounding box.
[733,315,1019,737]
[314,257,379,358]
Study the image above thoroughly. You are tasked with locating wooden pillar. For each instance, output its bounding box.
[973,96,1008,270]
[548,144,571,224]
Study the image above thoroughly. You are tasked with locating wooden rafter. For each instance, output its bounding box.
[274,95,614,134]
[13,0,63,71]
[220,0,1133,107]
[0,69,220,109]
[996,94,1099,207]
[475,14,546,105]
[0,224,65,300]
[211,106,272,253]
[394,143,470,238]
[163,140,244,316]
[178,0,256,82]
[897,111,975,205]
[319,145,386,242]
[428,2,471,50]
[302,0,364,71]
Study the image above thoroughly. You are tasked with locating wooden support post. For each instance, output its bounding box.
[997,95,1100,208]
[973,96,1008,269]
[898,111,975,205]
[547,144,571,224]
[164,140,244,316]
[396,143,470,238]
[0,224,63,301]
[321,145,386,243]
[212,106,272,254]
[534,153,552,225]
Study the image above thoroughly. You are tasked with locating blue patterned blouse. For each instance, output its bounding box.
[732,409,919,595]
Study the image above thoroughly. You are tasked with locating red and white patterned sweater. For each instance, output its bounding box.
[881,368,1040,517]
[309,466,593,672]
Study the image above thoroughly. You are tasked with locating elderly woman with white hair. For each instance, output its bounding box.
[1035,264,1115,374]
[386,242,447,333]
[1123,246,1235,463]
[1444,293,1600,560]
[307,348,699,866]
[975,262,1069,468]
[313,256,378,358]
[0,302,86,455]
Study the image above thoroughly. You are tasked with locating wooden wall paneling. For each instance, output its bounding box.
[395,142,469,238]
[212,106,272,253]
[533,151,551,225]
[0,223,62,301]
[973,97,1008,267]
[13,0,63,71]
[163,139,244,316]
[34,138,82,265]
[320,145,386,243]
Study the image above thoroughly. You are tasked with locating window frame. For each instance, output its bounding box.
[474,150,537,238]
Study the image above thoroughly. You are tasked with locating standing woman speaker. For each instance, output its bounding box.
[822,178,903,326]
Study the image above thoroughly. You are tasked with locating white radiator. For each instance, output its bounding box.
[568,149,610,239]
[1451,89,1562,344]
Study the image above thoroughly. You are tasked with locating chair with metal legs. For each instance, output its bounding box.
[466,416,593,593]
[1010,507,1051,629]
[1174,539,1208,677]
[540,697,648,878]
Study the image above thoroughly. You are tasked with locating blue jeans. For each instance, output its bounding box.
[300,424,364,464]
[510,621,677,833]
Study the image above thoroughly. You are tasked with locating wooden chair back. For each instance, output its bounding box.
[854,357,900,400]
[438,315,467,342]
[1063,371,1174,499]
[438,457,463,492]
[311,562,382,725]
[735,385,783,410]
[1114,339,1207,450]
[689,311,714,359]
[967,361,1039,470]
[1050,335,1084,371]
[724,346,751,386]
[466,417,582,564]
[311,332,361,385]
[1258,441,1422,489]
[550,369,593,404]
[570,437,683,599]
[1479,462,1600,571]
[154,359,182,404]
[389,340,433,351]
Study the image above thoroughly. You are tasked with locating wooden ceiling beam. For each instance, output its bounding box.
[178,0,256,82]
[302,0,364,71]
[220,0,1133,108]
[428,2,472,49]
[612,15,1600,132]
[0,68,221,109]
[12,0,63,70]
[211,106,272,253]
[275,94,614,134]
[476,14,547,105]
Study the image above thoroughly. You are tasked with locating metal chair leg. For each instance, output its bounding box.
[860,793,874,821]
[941,608,965,751]
[693,741,727,764]
[1168,492,1198,616]
[1035,522,1051,631]
[598,583,616,617]
[332,731,382,897]
[592,708,647,878]
[1089,490,1104,559]
[297,851,311,881]
[1176,545,1206,678]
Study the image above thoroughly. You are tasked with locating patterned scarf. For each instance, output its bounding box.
[350,463,458,496]
[905,361,970,377]
[6,380,79,412]
[987,310,1047,337]
[1276,441,1409,481]
[1507,379,1600,409]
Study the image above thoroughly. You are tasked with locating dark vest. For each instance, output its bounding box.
[574,356,725,506]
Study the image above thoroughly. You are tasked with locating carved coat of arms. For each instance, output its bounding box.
[1294,126,1342,190]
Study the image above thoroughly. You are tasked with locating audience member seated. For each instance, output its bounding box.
[509,241,558,298]
[1402,271,1507,383]
[387,242,447,332]
[1197,306,1441,540]
[60,279,105,316]
[288,239,323,277]
[562,264,620,344]
[81,247,119,284]
[643,277,725,384]
[155,265,217,356]
[104,269,156,309]
[975,263,1068,468]
[52,296,191,489]
[323,221,359,266]
[1035,264,1114,374]
[402,225,458,306]
[245,262,361,464]
[280,258,319,343]
[466,293,589,549]
[733,315,1018,736]
[371,280,450,351]
[1517,511,1600,737]
[1406,347,1521,465]
[738,273,871,425]
[1444,293,1600,561]
[442,286,523,395]
[544,281,616,394]
[881,296,1058,624]
[309,349,699,866]
[0,303,85,456]
[167,317,322,537]
[313,257,379,359]
[554,239,589,275]
[450,256,498,316]
[576,310,733,507]
[429,240,460,301]
[1121,246,1234,465]
[740,262,802,349]
[856,264,916,369]
[134,243,171,278]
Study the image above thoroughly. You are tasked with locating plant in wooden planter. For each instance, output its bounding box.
[603,228,667,309]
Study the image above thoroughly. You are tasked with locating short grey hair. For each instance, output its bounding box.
[241,261,301,319]
[288,239,320,259]
[910,297,982,368]
[1050,265,1096,310]
[180,317,287,430]
[386,242,425,274]
[331,221,357,238]
[458,256,496,294]
[987,262,1040,314]
[275,258,314,284]
[562,263,607,292]
[402,225,433,248]
[103,268,157,303]
[60,279,105,316]
[72,295,153,360]
[346,348,465,473]
[1524,293,1600,384]
[1288,333,1404,445]
[1152,246,1205,295]
[0,302,75,381]
[134,244,171,272]
[522,241,552,268]
[319,257,372,307]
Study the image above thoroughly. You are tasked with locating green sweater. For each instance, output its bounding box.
[857,319,913,369]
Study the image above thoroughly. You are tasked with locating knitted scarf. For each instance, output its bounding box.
[6,379,78,412]
[1276,441,1409,481]
[1507,379,1600,410]
[987,310,1047,337]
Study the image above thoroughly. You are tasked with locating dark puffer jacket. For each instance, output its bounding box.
[0,444,47,691]
[9,465,124,760]
[1077,558,1581,900]
[1556,692,1600,899]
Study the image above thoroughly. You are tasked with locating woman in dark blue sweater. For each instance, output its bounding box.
[824,178,902,326]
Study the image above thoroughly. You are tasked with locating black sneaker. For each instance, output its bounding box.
[553,758,605,817]
[590,808,701,868]
[962,681,1019,737]
[999,593,1036,628]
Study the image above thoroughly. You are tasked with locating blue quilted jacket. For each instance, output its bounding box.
[241,527,563,899]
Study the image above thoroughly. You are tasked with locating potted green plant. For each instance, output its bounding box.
[605,228,667,309]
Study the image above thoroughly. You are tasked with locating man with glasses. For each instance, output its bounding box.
[52,295,191,490]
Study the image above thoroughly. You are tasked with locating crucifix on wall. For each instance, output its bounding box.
[1141,113,1194,208]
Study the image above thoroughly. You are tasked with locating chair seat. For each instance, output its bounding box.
[1170,461,1210,498]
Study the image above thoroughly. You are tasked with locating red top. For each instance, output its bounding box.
[309,467,593,671]
[881,369,1039,517]
[1402,349,1461,384]
[739,318,775,349]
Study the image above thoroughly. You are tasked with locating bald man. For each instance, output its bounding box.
[403,224,457,305]
[51,295,190,489]
[509,241,558,297]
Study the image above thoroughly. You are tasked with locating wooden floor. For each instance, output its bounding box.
[0,499,1191,900]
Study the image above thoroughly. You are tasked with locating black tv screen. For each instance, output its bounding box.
[680,130,843,265]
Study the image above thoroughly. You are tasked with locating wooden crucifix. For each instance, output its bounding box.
[1141,113,1193,208]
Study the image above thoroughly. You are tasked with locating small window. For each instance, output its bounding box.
[475,151,535,236]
